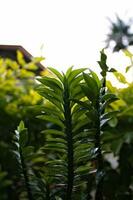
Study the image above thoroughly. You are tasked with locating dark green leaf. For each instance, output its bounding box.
[48,67,63,82]
[37,115,64,128]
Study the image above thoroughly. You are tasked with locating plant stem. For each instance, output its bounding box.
[20,148,33,200]
[95,77,106,200]
[95,126,104,200]
[63,79,74,200]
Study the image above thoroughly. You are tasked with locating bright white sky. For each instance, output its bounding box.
[0,0,133,82]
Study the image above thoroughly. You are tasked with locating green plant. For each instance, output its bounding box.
[1,50,133,199]
[36,67,89,199]
[34,50,119,199]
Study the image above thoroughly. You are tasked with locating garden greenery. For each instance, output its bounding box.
[0,50,133,199]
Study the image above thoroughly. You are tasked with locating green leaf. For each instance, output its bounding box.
[100,96,119,112]
[37,76,63,91]
[126,65,132,73]
[108,117,118,127]
[75,165,90,174]
[100,118,112,128]
[38,106,64,121]
[72,100,92,111]
[46,138,67,144]
[45,143,66,149]
[74,143,90,152]
[68,68,87,84]
[74,154,90,163]
[71,91,85,103]
[85,109,98,121]
[80,83,95,102]
[100,111,119,120]
[32,56,44,63]
[65,66,74,78]
[44,144,66,153]
[70,75,83,90]
[109,68,117,72]
[98,49,109,76]
[113,71,127,84]
[37,85,63,102]
[71,86,83,99]
[19,129,28,148]
[83,73,99,94]
[17,50,26,66]
[101,93,118,102]
[72,109,86,121]
[111,139,123,154]
[37,115,64,129]
[17,121,28,147]
[36,88,63,112]
[73,129,95,140]
[42,129,65,137]
[89,70,101,89]
[48,67,63,82]
[73,118,89,132]
[17,121,25,133]
[23,146,34,157]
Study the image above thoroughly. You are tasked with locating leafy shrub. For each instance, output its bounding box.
[1,50,133,199]
[0,51,47,143]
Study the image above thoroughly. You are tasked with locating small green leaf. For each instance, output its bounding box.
[23,146,34,157]
[36,88,63,112]
[32,56,44,63]
[17,121,28,147]
[68,68,87,84]
[37,76,63,91]
[101,111,119,120]
[126,65,132,73]
[73,118,89,132]
[83,73,99,96]
[108,117,118,127]
[17,121,25,133]
[72,100,92,111]
[66,66,74,78]
[75,165,90,174]
[70,75,83,90]
[37,115,64,128]
[98,49,109,76]
[100,118,111,128]
[48,67,63,82]
[42,129,65,137]
[101,93,117,101]
[17,50,26,66]
[100,97,119,112]
[46,138,67,144]
[80,83,95,102]
[37,85,63,102]
[89,70,101,89]
[109,68,117,72]
[19,130,28,148]
[113,71,127,84]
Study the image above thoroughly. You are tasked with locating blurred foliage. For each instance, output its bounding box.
[106,15,133,52]
[0,51,47,143]
[0,51,48,199]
